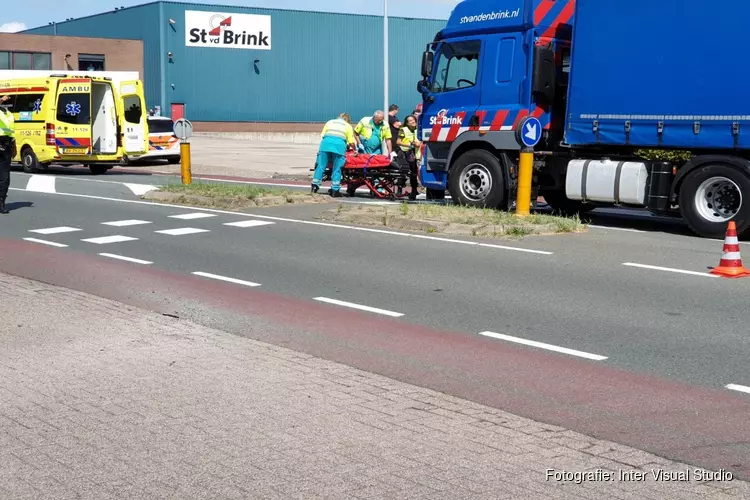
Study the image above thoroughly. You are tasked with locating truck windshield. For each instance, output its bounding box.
[431,40,481,93]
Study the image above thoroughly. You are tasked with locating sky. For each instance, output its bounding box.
[0,0,458,32]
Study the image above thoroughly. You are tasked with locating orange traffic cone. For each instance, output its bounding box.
[710,221,750,278]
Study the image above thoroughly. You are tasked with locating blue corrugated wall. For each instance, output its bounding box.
[24,3,164,115]
[24,1,445,123]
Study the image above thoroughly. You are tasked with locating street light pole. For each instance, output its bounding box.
[383,0,388,115]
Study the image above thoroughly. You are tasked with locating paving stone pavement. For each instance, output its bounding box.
[0,272,748,500]
[139,137,316,179]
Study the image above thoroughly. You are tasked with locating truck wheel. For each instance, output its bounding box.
[448,150,505,208]
[167,156,180,164]
[21,147,39,173]
[542,190,595,216]
[89,165,110,175]
[679,164,750,238]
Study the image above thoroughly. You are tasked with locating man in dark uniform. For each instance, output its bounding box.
[0,94,16,214]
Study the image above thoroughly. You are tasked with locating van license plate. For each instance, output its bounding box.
[64,148,88,154]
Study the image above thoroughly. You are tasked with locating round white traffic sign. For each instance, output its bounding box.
[173,118,193,141]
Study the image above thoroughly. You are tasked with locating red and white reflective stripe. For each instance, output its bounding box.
[428,123,513,142]
[424,109,518,142]
[423,105,554,142]
[720,252,743,262]
[490,109,510,131]
[444,112,467,142]
[725,235,739,245]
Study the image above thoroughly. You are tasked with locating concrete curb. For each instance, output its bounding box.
[318,207,584,238]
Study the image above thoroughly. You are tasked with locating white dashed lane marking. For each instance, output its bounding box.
[8,189,555,255]
[726,384,750,395]
[82,235,139,245]
[169,213,217,220]
[29,226,81,235]
[25,175,56,193]
[223,220,276,228]
[23,237,67,248]
[191,272,261,287]
[622,262,718,278]
[478,331,608,361]
[155,228,210,236]
[313,297,404,317]
[588,225,645,233]
[98,253,152,265]
[102,219,153,227]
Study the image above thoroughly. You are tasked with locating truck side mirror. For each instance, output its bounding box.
[421,51,433,78]
[417,80,434,102]
[532,44,556,104]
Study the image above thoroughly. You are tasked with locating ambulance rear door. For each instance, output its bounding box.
[119,80,147,154]
[54,78,92,156]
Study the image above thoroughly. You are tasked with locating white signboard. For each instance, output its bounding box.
[185,10,271,50]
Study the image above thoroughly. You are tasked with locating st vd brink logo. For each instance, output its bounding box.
[188,15,269,47]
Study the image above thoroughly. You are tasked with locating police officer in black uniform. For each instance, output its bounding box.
[0,94,16,214]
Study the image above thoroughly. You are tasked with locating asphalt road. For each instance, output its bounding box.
[9,164,733,235]
[2,169,750,478]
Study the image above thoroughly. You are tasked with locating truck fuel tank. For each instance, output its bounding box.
[565,159,648,206]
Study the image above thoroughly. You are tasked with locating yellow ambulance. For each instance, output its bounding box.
[0,74,148,174]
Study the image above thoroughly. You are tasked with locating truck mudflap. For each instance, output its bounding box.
[419,162,448,190]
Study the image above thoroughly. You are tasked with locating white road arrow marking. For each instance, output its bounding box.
[124,183,159,196]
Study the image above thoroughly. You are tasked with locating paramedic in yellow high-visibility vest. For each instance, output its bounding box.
[396,114,422,201]
[311,113,355,197]
[354,111,393,156]
[0,95,16,214]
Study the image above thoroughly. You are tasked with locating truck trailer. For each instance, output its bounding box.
[417,0,750,238]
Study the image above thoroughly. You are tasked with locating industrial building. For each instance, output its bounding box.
[23,1,445,131]
[0,33,143,76]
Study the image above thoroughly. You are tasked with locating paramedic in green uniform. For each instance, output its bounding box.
[354,111,393,156]
[311,113,355,197]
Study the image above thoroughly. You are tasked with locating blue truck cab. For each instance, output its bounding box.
[417,0,750,239]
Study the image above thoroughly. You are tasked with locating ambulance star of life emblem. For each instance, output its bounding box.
[66,102,81,116]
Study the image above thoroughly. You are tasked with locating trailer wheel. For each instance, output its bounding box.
[679,164,750,238]
[541,190,595,216]
[448,150,505,208]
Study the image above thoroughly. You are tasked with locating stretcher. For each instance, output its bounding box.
[312,151,411,199]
